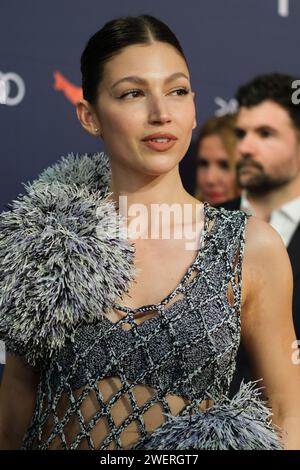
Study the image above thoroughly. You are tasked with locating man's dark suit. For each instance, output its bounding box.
[218,197,300,395]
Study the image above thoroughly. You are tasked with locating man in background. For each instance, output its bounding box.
[219,73,300,393]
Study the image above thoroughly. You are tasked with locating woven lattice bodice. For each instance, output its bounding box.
[20,203,249,450]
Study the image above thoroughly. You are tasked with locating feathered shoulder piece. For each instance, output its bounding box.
[0,152,137,366]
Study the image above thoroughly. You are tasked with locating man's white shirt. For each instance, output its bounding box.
[240,191,300,247]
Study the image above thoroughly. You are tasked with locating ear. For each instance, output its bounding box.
[76,99,101,137]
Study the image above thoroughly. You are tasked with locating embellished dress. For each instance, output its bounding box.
[0,153,283,450]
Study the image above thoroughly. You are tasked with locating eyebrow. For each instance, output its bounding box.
[198,156,228,160]
[111,72,190,89]
[235,125,278,133]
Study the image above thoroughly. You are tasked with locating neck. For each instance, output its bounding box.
[246,174,300,221]
[108,163,194,206]
[106,162,201,231]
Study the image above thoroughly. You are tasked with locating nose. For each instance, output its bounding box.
[205,166,222,185]
[237,133,256,159]
[148,95,171,125]
[198,165,222,187]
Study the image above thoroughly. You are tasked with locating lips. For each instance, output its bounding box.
[206,192,223,198]
[141,132,178,152]
[141,132,177,141]
[238,165,260,174]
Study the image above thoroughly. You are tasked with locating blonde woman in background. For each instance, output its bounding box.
[195,114,241,206]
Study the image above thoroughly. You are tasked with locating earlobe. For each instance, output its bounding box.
[76,100,101,137]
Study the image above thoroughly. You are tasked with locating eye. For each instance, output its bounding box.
[169,88,190,96]
[118,89,144,100]
[258,128,274,138]
[234,128,246,140]
[219,160,230,170]
[118,87,190,100]
[196,159,208,168]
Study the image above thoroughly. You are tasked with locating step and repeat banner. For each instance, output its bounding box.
[0,0,299,375]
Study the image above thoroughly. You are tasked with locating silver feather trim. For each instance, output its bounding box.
[135,381,284,450]
[0,152,137,366]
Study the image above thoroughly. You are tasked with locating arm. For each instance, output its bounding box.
[241,216,300,450]
[0,353,40,449]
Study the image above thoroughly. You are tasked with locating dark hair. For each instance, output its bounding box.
[236,73,300,131]
[80,15,188,105]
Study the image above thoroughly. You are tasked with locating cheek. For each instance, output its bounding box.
[196,170,206,186]
[181,101,196,128]
[102,109,134,138]
[276,141,298,165]
[99,98,195,154]
[168,98,196,133]
[223,172,236,191]
[258,140,281,161]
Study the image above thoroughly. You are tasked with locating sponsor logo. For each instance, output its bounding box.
[53,71,82,105]
[214,97,238,116]
[278,0,289,17]
[0,71,26,106]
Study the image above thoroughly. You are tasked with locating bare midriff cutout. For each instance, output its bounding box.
[40,376,214,450]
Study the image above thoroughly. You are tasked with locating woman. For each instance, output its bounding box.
[0,15,300,450]
[195,114,241,206]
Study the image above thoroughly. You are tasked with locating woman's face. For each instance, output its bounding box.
[196,134,239,205]
[92,41,196,176]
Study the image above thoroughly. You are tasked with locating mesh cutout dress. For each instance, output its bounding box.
[0,153,283,450]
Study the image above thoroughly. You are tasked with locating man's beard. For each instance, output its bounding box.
[236,159,291,196]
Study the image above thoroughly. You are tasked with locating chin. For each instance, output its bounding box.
[206,196,227,206]
[142,155,181,175]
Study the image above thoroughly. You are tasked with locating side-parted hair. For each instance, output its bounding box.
[80,15,188,105]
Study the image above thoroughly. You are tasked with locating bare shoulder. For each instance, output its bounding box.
[245,214,284,246]
[0,353,40,449]
[3,353,40,385]
[241,215,292,306]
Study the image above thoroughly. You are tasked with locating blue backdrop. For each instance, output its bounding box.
[0,0,299,375]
